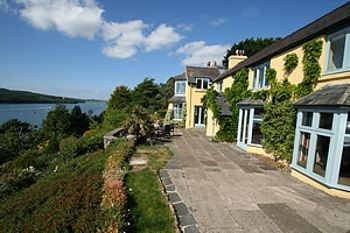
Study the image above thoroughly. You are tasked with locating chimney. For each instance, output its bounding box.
[228,51,247,69]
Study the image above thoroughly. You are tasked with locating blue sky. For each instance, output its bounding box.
[0,0,348,100]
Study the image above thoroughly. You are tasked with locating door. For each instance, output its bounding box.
[238,108,250,150]
[194,106,206,127]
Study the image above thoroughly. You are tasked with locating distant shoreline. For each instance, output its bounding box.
[0,88,106,104]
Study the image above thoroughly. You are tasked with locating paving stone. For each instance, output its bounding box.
[165,184,175,192]
[159,169,169,178]
[161,177,173,186]
[168,192,181,203]
[173,202,189,215]
[166,163,180,169]
[184,225,200,233]
[179,213,196,226]
[258,203,322,233]
[200,160,218,166]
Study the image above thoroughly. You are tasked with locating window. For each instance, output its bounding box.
[319,112,333,130]
[173,103,183,120]
[251,108,263,144]
[338,112,350,187]
[313,135,330,177]
[196,78,209,90]
[252,62,269,90]
[217,81,223,92]
[175,81,186,95]
[297,132,310,168]
[326,27,350,73]
[301,112,313,127]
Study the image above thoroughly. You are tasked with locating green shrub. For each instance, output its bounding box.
[60,135,103,159]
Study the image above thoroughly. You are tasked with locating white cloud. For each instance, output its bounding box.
[15,0,104,39]
[101,20,147,58]
[102,21,182,58]
[144,24,183,51]
[177,23,193,32]
[0,0,9,10]
[176,41,229,66]
[208,18,227,27]
[12,0,183,58]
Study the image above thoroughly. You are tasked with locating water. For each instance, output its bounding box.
[0,102,107,126]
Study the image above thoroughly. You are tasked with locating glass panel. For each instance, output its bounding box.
[313,135,330,177]
[338,136,350,186]
[251,120,262,144]
[327,33,346,71]
[253,69,258,89]
[254,108,263,119]
[203,79,209,89]
[240,110,245,142]
[319,112,333,130]
[297,132,310,168]
[302,112,313,127]
[245,110,250,144]
[196,79,202,89]
[258,66,264,88]
[346,112,350,135]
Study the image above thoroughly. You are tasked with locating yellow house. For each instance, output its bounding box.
[167,73,186,124]
[211,2,350,196]
[184,65,221,129]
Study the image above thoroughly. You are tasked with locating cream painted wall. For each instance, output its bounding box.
[185,84,207,128]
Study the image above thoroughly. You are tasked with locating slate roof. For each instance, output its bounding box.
[237,97,265,107]
[186,66,221,84]
[168,96,186,103]
[294,84,350,107]
[173,73,186,80]
[217,94,232,116]
[214,2,350,83]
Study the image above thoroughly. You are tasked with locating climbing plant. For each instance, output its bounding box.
[201,89,236,142]
[296,40,323,97]
[284,53,299,74]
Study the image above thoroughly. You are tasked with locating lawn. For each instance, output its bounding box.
[126,145,176,233]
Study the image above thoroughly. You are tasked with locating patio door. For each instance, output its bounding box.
[194,106,205,127]
[237,108,250,150]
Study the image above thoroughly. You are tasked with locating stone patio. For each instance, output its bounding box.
[162,128,350,233]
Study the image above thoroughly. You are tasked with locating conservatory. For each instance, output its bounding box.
[291,84,350,193]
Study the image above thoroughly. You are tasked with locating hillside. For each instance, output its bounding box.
[0,88,84,104]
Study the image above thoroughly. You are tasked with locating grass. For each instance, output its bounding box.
[126,145,176,233]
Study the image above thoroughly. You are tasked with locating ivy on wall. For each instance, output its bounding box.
[296,40,323,97]
[284,53,299,74]
[203,39,322,162]
[202,68,250,142]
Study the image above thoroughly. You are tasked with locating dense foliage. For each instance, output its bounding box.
[296,40,323,97]
[0,88,83,104]
[223,37,281,68]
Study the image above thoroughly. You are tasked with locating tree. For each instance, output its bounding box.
[0,119,36,164]
[70,106,90,136]
[42,105,71,142]
[107,85,132,111]
[223,37,281,68]
[132,78,161,111]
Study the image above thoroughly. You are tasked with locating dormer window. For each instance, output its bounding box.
[196,78,209,90]
[175,81,186,95]
[252,62,269,90]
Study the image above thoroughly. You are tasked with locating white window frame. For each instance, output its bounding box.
[173,103,183,120]
[324,26,350,74]
[291,108,350,192]
[217,81,223,92]
[195,78,210,90]
[174,81,186,96]
[252,62,270,90]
